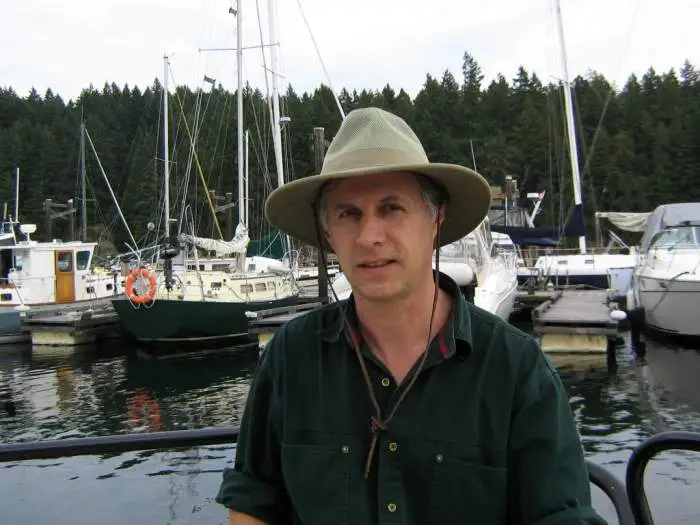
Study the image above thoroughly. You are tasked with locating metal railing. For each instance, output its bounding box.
[625,431,700,525]
[0,427,698,525]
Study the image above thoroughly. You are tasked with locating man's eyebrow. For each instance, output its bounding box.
[333,195,405,210]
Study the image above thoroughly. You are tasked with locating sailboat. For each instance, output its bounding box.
[111,10,301,346]
[520,0,638,297]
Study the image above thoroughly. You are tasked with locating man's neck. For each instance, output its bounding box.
[353,276,453,358]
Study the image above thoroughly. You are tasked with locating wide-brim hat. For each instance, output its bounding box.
[265,107,491,253]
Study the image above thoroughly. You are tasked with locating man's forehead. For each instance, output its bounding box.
[327,172,420,199]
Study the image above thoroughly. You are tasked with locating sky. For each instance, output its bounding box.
[2,0,698,104]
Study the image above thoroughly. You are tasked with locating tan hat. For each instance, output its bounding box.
[265,107,491,252]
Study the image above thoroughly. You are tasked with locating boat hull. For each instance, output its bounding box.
[636,275,700,337]
[112,295,300,344]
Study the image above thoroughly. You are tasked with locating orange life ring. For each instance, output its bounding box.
[127,393,162,432]
[125,267,158,304]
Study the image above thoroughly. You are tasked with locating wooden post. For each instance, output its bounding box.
[313,127,328,301]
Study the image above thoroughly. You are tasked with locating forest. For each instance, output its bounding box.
[0,52,698,257]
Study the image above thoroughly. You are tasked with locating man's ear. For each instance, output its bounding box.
[432,205,445,248]
[436,205,446,227]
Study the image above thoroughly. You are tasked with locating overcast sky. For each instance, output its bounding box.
[2,0,697,103]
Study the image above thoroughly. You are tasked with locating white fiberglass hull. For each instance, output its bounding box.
[636,274,700,336]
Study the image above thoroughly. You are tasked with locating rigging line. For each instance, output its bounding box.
[170,70,219,236]
[578,0,643,183]
[294,0,345,119]
[84,128,139,253]
[255,0,276,175]
[179,78,210,226]
[182,82,216,234]
[170,80,225,240]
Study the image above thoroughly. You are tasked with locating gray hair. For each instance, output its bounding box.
[315,173,447,239]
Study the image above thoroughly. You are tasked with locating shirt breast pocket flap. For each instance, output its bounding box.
[281,431,350,524]
[430,443,507,524]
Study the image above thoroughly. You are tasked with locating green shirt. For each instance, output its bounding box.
[216,273,606,525]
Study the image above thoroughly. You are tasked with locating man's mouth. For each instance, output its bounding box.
[358,259,395,269]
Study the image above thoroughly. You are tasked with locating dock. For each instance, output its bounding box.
[531,290,626,353]
[246,301,325,351]
[0,298,126,348]
[22,306,124,346]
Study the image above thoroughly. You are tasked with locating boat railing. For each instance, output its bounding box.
[0,427,698,525]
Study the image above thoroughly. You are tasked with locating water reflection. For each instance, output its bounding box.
[0,335,699,523]
[0,342,258,443]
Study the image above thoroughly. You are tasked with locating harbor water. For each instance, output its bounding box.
[1,333,699,524]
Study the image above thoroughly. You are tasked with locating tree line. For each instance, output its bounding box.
[1,52,698,256]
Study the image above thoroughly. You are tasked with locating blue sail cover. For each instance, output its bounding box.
[489,204,585,247]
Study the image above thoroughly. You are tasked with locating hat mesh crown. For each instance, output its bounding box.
[322,108,429,174]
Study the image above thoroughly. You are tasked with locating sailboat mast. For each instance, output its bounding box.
[163,54,171,239]
[79,116,87,241]
[268,0,290,258]
[236,0,245,229]
[245,129,250,229]
[163,55,170,237]
[13,167,19,223]
[555,0,586,254]
[268,0,284,191]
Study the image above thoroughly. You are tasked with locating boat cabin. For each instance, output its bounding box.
[0,223,121,307]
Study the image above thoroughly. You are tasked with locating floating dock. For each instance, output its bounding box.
[531,290,625,353]
[246,301,324,351]
[22,306,124,346]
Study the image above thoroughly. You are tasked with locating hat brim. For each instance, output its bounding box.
[264,163,492,253]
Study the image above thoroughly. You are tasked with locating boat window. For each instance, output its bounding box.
[255,282,267,292]
[57,252,73,272]
[12,254,22,272]
[651,227,698,249]
[440,239,467,261]
[439,238,483,267]
[76,250,91,270]
[240,284,253,293]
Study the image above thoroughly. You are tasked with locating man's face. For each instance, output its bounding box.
[325,172,441,303]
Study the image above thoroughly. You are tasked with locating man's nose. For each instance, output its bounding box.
[355,213,386,246]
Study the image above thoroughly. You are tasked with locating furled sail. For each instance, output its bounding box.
[595,212,651,233]
[178,223,249,256]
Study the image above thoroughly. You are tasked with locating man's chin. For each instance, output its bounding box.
[352,281,403,303]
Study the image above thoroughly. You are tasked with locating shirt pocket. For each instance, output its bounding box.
[430,445,507,525]
[281,434,350,525]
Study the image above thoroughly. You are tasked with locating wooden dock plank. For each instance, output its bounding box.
[531,290,622,353]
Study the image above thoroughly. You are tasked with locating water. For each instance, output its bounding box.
[1,335,699,524]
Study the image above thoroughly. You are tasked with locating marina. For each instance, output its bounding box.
[1,0,699,520]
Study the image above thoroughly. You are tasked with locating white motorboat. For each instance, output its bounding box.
[630,203,700,337]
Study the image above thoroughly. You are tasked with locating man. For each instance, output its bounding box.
[216,107,606,524]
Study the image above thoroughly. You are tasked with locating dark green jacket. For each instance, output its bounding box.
[217,273,607,525]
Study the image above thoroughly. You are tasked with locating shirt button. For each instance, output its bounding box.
[387,503,397,513]
[388,442,398,452]
[436,454,443,463]
[381,377,391,387]
[341,445,349,454]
